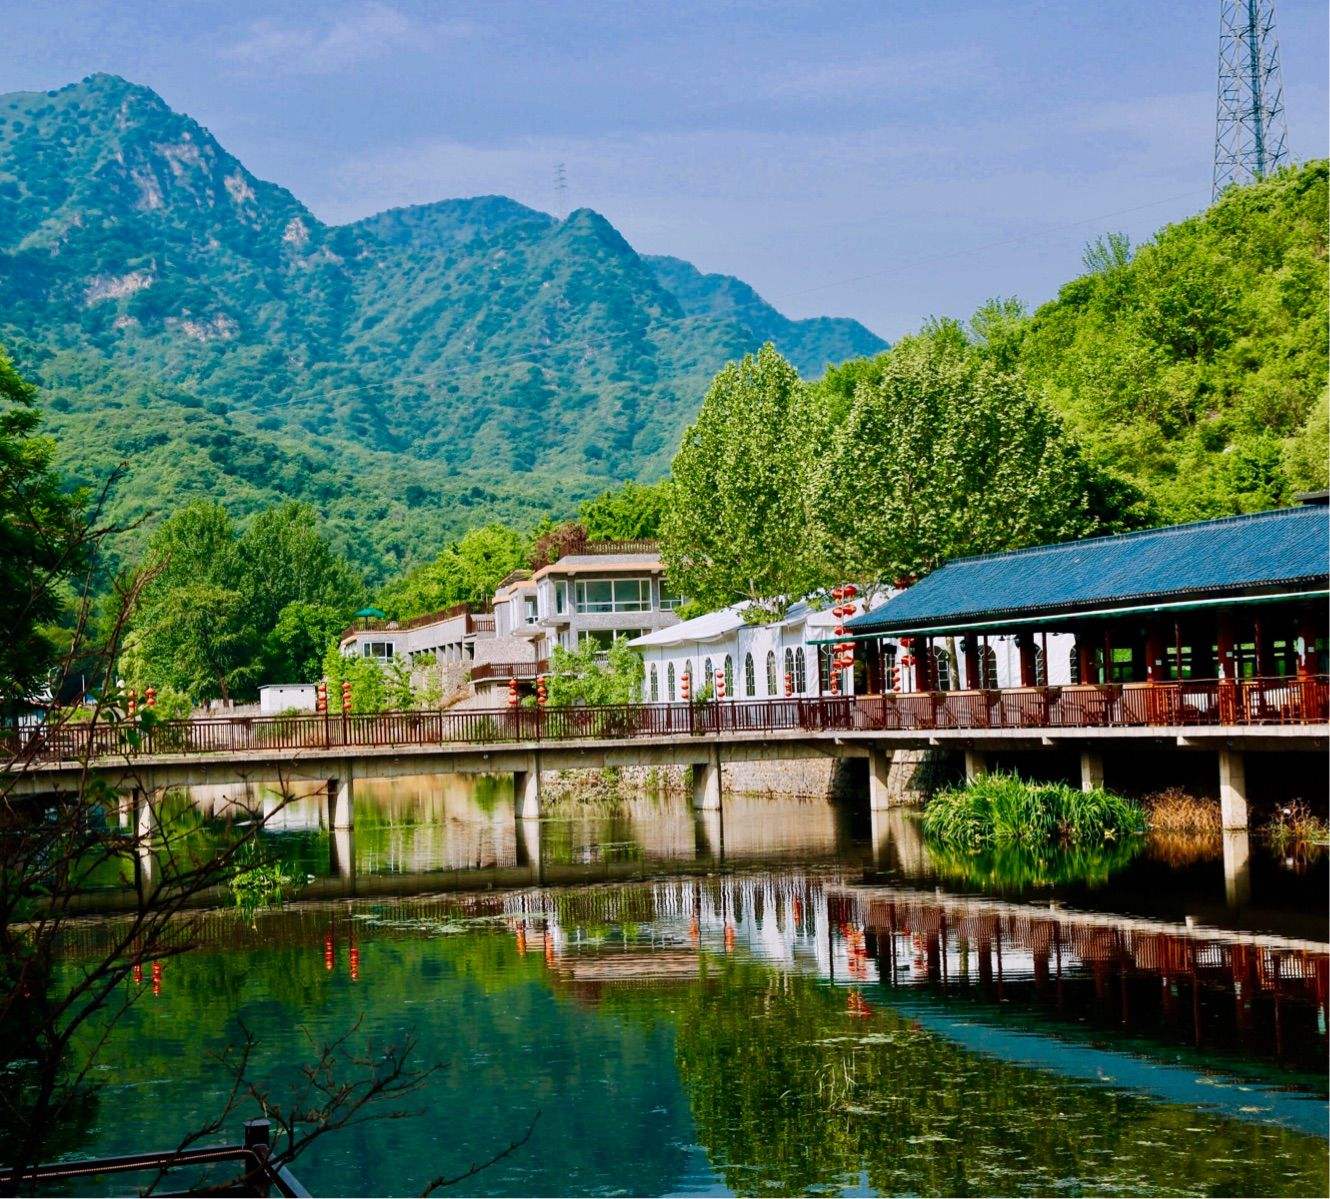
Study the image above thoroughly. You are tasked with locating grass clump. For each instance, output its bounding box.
[922,772,1146,852]
[1264,800,1330,851]
[1142,787,1222,833]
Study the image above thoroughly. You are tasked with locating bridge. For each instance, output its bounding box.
[7,676,1327,833]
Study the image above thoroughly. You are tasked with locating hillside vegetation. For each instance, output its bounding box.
[1012,161,1328,518]
[0,74,883,578]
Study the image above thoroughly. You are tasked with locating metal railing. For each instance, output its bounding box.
[468,658,550,683]
[9,1118,308,1196]
[7,677,1326,764]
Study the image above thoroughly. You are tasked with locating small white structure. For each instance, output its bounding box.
[259,684,318,715]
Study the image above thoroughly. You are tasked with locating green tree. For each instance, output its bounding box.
[545,636,643,707]
[661,344,822,618]
[137,581,255,701]
[579,480,673,540]
[808,328,1139,587]
[320,642,388,714]
[377,524,527,620]
[0,348,92,710]
[263,601,347,685]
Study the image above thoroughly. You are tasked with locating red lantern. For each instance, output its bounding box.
[536,675,548,706]
[507,677,519,707]
[680,671,691,702]
[784,672,793,697]
[316,682,328,713]
[340,679,352,714]
[715,669,726,699]
[144,687,157,708]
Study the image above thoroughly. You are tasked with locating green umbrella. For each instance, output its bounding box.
[355,607,387,620]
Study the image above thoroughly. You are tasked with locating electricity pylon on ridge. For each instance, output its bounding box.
[1213,0,1291,199]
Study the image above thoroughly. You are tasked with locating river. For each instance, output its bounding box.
[44,778,1330,1196]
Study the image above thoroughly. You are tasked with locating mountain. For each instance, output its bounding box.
[0,74,885,578]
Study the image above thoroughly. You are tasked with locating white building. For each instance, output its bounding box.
[493,544,683,662]
[630,596,1076,702]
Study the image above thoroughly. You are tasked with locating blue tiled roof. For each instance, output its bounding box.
[846,504,1330,634]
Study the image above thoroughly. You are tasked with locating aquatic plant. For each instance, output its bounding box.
[227,840,304,919]
[1263,800,1330,852]
[921,772,1146,852]
[1142,787,1222,833]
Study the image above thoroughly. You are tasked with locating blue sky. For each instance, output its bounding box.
[5,0,1326,340]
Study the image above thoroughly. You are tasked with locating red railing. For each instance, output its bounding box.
[8,677,1325,764]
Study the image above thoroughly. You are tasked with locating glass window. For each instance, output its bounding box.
[744,653,756,697]
[362,641,394,660]
[1034,646,1047,686]
[724,655,734,697]
[574,578,650,613]
[649,665,659,703]
[659,580,684,611]
[704,657,714,691]
[1069,647,1080,684]
[555,583,565,615]
[765,651,777,696]
[523,596,538,624]
[932,646,954,692]
[795,648,807,694]
[783,648,794,693]
[667,662,676,702]
[981,647,999,688]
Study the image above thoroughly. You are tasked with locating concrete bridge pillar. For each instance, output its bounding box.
[694,807,725,861]
[1080,750,1105,792]
[515,818,544,883]
[330,827,355,882]
[1223,829,1251,908]
[868,748,894,811]
[692,755,722,811]
[514,754,542,820]
[1218,749,1248,830]
[134,789,158,888]
[963,750,987,783]
[328,770,354,830]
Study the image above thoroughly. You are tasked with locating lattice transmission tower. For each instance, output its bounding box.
[1213,0,1291,198]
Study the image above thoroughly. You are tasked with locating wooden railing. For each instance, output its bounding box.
[469,658,549,683]
[7,677,1325,764]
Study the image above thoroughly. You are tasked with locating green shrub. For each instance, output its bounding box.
[922,772,1145,851]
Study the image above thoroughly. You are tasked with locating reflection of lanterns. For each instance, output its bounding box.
[689,918,700,944]
[133,962,143,985]
[349,946,360,982]
[846,989,872,1018]
[516,927,528,955]
[324,934,334,971]
[543,930,555,966]
[724,924,735,953]
[151,960,162,997]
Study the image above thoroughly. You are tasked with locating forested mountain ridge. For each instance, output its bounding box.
[0,73,884,576]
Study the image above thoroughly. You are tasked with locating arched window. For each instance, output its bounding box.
[765,650,777,696]
[783,648,795,694]
[1034,646,1047,687]
[795,647,808,694]
[1068,647,1080,685]
[649,664,659,703]
[744,652,756,697]
[931,646,955,692]
[723,655,734,698]
[981,646,998,689]
[703,657,714,694]
[667,662,676,701]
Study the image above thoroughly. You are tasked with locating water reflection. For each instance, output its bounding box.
[55,870,1328,1196]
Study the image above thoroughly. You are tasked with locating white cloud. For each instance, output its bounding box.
[223,3,470,75]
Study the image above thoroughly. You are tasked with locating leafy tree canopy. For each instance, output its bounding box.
[0,347,90,709]
[578,480,672,540]
[376,523,528,621]
[546,637,644,707]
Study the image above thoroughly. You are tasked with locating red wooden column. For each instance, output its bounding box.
[1298,614,1320,677]
[1145,624,1167,683]
[962,636,981,690]
[1076,631,1095,685]
[1016,632,1037,687]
